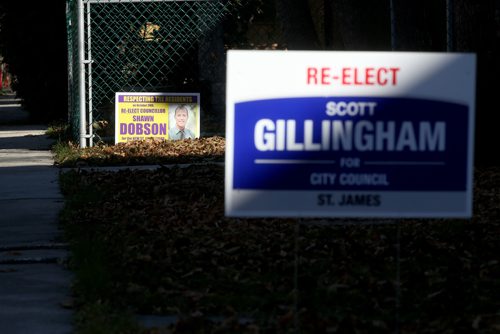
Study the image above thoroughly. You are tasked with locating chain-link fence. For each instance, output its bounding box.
[66,0,262,147]
[67,0,462,147]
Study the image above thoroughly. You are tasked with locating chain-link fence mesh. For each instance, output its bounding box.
[67,0,461,147]
[66,0,264,146]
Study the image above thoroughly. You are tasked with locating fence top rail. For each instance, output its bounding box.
[82,0,216,3]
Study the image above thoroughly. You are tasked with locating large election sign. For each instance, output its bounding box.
[115,92,200,143]
[226,51,476,218]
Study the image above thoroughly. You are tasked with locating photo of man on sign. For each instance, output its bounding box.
[168,104,196,140]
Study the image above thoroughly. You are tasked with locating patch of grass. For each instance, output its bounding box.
[60,171,145,333]
[46,122,71,140]
[52,140,82,166]
[47,122,83,166]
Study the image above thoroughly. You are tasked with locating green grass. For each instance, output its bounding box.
[46,122,71,140]
[52,141,81,166]
[47,122,83,166]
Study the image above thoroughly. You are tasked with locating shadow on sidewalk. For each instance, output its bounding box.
[0,94,33,125]
[0,129,53,151]
[0,93,54,155]
[0,94,73,334]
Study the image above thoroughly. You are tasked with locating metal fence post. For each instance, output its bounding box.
[66,1,71,127]
[86,1,93,147]
[78,0,87,148]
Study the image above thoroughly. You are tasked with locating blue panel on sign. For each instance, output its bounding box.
[233,97,469,191]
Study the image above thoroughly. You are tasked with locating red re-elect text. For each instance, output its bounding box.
[307,67,400,86]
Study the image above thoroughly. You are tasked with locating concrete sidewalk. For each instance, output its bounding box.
[0,94,73,333]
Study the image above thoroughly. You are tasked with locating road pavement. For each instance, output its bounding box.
[0,94,73,333]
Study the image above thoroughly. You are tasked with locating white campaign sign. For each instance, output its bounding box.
[225,50,476,218]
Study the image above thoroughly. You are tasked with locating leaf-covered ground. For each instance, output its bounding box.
[55,137,225,167]
[60,161,500,333]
